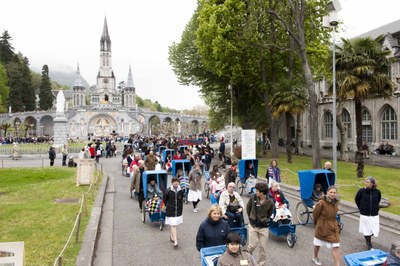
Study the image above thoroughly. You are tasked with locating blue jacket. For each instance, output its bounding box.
[196,217,230,251]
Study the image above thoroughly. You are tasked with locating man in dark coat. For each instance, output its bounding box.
[49,147,56,166]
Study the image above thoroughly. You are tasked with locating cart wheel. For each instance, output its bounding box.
[236,179,244,196]
[204,181,210,198]
[295,201,309,225]
[159,220,164,231]
[286,233,297,248]
[141,202,146,223]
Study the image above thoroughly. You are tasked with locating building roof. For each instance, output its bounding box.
[355,19,400,39]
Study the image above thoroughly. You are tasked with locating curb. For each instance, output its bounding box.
[280,183,400,234]
[76,173,109,266]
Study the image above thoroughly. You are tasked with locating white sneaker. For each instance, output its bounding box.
[193,209,198,213]
[312,258,322,266]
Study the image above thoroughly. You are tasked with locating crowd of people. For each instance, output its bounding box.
[119,133,392,266]
[4,129,394,265]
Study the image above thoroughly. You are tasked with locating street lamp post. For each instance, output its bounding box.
[324,0,341,173]
[15,121,20,138]
[228,84,233,156]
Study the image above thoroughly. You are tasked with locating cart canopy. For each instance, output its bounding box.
[298,170,335,200]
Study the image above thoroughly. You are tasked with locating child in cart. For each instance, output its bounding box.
[311,183,323,207]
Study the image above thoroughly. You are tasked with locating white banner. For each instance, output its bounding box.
[241,130,256,159]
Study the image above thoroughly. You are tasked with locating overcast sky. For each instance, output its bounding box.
[0,0,399,110]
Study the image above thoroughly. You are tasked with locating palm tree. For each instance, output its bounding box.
[270,78,308,163]
[335,35,395,178]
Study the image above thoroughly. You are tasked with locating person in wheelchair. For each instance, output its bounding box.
[146,176,163,201]
[268,180,292,224]
[219,182,244,228]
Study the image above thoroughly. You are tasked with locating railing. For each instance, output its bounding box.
[53,163,102,266]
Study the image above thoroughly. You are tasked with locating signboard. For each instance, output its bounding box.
[76,159,95,186]
[0,241,24,266]
[241,130,256,159]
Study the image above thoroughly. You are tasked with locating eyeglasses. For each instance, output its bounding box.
[228,186,236,188]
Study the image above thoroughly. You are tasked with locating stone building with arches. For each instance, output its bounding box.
[0,17,207,140]
[280,19,400,153]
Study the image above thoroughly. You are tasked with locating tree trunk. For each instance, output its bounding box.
[285,112,292,163]
[355,97,364,178]
[298,42,321,168]
[336,103,349,161]
[295,114,303,155]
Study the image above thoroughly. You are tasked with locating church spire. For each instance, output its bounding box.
[74,63,84,88]
[100,16,111,51]
[126,65,134,88]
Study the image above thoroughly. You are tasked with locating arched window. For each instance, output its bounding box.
[341,109,352,139]
[381,106,397,140]
[324,112,333,138]
[362,108,373,143]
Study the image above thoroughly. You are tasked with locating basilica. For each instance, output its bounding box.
[0,17,207,139]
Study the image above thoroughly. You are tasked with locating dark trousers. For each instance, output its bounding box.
[62,155,67,166]
[225,211,243,228]
[50,159,55,166]
[138,191,145,210]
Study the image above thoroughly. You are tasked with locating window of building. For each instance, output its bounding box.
[324,112,333,138]
[362,109,372,143]
[341,109,352,139]
[381,106,398,140]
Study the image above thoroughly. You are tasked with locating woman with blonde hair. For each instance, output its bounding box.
[196,204,230,251]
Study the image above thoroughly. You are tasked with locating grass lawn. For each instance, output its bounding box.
[0,167,100,266]
[256,153,400,215]
[0,142,87,155]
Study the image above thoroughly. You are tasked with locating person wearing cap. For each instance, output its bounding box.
[355,176,381,250]
[383,240,400,266]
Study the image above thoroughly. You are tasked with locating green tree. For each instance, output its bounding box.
[270,77,307,163]
[335,36,395,178]
[136,96,144,107]
[39,65,53,110]
[19,55,36,111]
[154,101,163,112]
[0,30,16,64]
[0,63,10,113]
[7,61,24,112]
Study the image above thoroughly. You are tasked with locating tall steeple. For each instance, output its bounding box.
[96,15,116,104]
[100,16,111,51]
